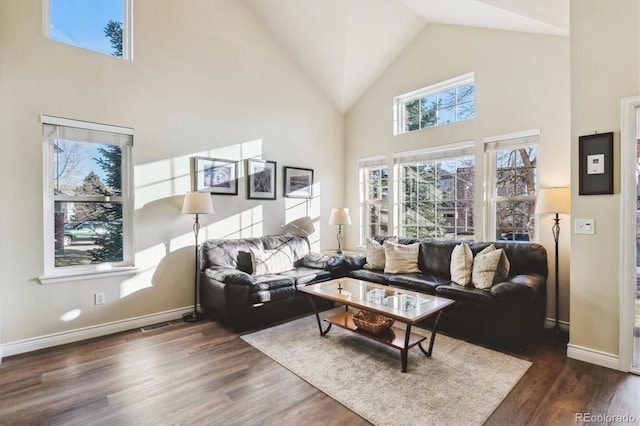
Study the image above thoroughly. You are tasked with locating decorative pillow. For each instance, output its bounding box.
[250,247,294,276]
[383,241,420,274]
[450,243,473,286]
[363,237,396,270]
[494,250,511,284]
[472,248,504,290]
[475,244,510,284]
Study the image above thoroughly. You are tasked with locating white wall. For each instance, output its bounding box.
[0,0,344,350]
[344,24,571,324]
[568,0,640,362]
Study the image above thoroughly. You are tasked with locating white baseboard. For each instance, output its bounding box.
[567,343,621,371]
[1,306,194,358]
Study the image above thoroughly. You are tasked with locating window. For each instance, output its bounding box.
[41,116,134,283]
[395,143,475,239]
[359,157,389,242]
[485,132,539,242]
[394,73,475,135]
[44,0,133,60]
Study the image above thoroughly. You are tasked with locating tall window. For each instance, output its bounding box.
[44,0,133,60]
[396,143,475,239]
[360,157,389,241]
[394,73,475,135]
[42,116,134,282]
[485,132,539,242]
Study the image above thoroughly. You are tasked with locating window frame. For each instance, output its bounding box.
[40,115,135,284]
[393,72,475,136]
[395,142,475,240]
[359,156,390,245]
[484,130,540,242]
[43,0,134,60]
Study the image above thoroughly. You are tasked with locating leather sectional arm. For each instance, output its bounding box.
[490,274,546,299]
[204,268,254,285]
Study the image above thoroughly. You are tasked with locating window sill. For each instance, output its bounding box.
[39,266,138,285]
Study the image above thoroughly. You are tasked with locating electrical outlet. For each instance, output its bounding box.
[95,292,105,305]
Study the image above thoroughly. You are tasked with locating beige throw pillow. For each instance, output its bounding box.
[250,247,294,276]
[472,248,504,290]
[450,243,473,286]
[474,244,510,284]
[383,241,420,274]
[363,237,395,270]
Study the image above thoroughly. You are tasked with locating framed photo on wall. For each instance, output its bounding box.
[578,132,614,195]
[192,156,238,195]
[247,159,277,200]
[283,166,314,198]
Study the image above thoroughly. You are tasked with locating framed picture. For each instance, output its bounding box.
[283,166,314,198]
[193,156,238,195]
[247,159,277,200]
[579,132,614,195]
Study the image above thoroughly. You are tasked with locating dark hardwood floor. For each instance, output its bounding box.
[0,317,638,425]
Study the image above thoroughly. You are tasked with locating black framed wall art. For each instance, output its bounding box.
[578,132,614,195]
[283,166,314,198]
[192,156,238,195]
[247,159,277,200]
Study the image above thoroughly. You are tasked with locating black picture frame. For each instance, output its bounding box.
[579,132,614,195]
[247,159,277,200]
[283,166,314,198]
[192,156,238,195]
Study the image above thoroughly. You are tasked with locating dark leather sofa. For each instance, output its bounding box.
[349,237,548,349]
[199,235,343,330]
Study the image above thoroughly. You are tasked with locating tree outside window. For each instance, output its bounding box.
[399,157,474,239]
[44,118,133,277]
[493,146,537,241]
[364,166,389,238]
[395,73,475,135]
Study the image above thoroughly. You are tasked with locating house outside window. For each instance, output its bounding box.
[394,73,475,136]
[485,131,539,242]
[359,157,389,242]
[41,116,134,283]
[395,143,475,239]
[44,0,133,60]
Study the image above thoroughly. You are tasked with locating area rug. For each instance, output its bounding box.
[241,308,531,426]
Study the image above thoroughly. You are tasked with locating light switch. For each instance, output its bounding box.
[575,219,595,234]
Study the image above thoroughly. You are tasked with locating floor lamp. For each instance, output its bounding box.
[535,187,571,332]
[329,208,351,254]
[182,191,215,322]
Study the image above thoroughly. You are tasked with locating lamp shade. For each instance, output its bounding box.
[329,208,351,225]
[535,187,570,214]
[182,192,214,215]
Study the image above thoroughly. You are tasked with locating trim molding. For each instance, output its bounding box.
[1,306,193,358]
[618,95,640,372]
[567,343,620,371]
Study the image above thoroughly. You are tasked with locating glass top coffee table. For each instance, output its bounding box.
[299,278,455,373]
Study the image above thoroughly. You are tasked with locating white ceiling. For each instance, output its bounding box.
[245,0,569,113]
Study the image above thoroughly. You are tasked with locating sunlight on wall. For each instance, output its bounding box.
[120,243,169,298]
[59,309,82,322]
[284,182,322,250]
[121,139,268,300]
[134,139,263,210]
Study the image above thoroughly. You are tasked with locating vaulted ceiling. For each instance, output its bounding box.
[245,0,569,112]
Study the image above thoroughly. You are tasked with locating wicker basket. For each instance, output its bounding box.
[352,310,395,334]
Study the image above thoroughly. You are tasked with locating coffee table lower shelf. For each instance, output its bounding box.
[325,311,427,351]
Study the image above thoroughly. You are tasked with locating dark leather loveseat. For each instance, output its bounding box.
[349,237,548,349]
[199,235,344,330]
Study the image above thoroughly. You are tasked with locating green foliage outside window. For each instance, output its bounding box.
[400,158,474,239]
